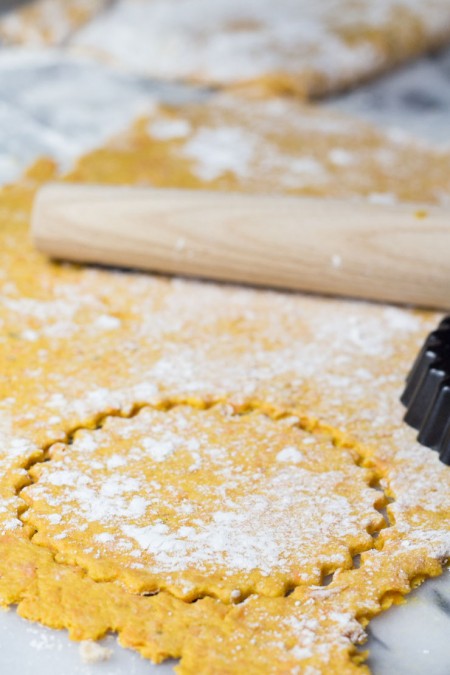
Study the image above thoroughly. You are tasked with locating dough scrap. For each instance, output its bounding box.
[22,405,384,601]
[0,97,449,673]
[0,0,109,46]
[178,540,443,674]
[69,0,450,97]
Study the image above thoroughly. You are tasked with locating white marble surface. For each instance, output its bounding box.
[368,569,450,675]
[0,4,449,673]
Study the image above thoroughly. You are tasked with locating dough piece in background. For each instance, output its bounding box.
[70,0,450,97]
[0,0,110,46]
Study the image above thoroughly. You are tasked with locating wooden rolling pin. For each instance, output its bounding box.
[32,183,450,310]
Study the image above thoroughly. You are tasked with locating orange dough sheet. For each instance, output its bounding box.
[0,96,449,673]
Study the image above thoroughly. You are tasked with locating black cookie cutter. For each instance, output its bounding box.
[401,316,450,465]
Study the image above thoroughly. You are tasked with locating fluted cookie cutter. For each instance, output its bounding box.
[401,316,450,465]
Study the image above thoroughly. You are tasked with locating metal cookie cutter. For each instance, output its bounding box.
[401,316,450,465]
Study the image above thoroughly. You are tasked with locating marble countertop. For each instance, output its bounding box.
[0,5,449,673]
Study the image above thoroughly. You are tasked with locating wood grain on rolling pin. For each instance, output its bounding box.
[32,183,450,310]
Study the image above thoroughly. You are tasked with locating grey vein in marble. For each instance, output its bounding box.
[329,48,450,146]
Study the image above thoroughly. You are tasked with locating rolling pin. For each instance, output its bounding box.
[32,183,450,310]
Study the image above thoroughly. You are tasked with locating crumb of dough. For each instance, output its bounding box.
[79,639,113,664]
